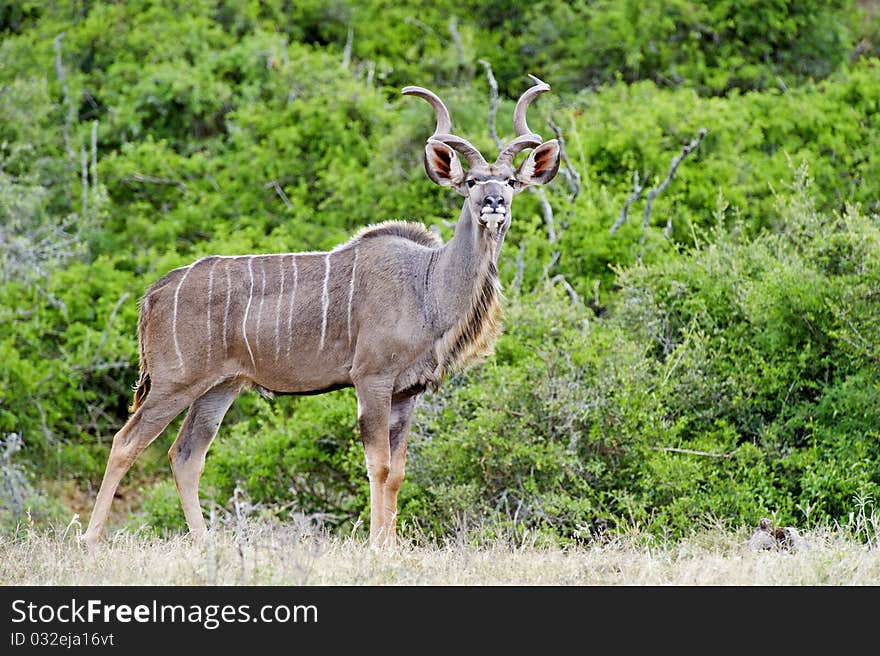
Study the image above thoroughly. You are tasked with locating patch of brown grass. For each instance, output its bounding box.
[2,515,878,586]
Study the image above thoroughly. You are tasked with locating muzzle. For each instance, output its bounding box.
[478,191,507,234]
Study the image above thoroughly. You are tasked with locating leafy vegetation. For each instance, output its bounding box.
[1,1,878,543]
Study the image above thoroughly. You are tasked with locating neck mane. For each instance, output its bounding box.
[430,204,504,381]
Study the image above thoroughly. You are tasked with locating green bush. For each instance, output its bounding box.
[0,434,68,534]
[200,391,365,526]
[552,60,880,291]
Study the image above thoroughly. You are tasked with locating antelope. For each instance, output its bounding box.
[82,75,560,548]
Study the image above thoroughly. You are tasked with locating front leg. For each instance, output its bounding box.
[384,391,420,547]
[354,375,393,546]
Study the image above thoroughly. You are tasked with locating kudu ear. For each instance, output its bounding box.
[424,139,465,187]
[515,139,561,187]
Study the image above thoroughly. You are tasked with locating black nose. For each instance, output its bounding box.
[484,194,503,211]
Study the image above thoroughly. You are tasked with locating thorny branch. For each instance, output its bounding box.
[645,128,707,237]
[513,240,526,294]
[541,251,560,279]
[404,17,440,40]
[342,27,353,69]
[479,59,502,150]
[550,274,581,307]
[547,116,581,201]
[91,120,99,191]
[650,446,734,460]
[610,170,644,234]
[80,147,88,218]
[448,18,465,72]
[124,173,188,193]
[535,187,556,244]
[265,180,292,209]
[91,292,130,367]
[611,128,707,237]
[53,33,74,162]
[0,217,82,287]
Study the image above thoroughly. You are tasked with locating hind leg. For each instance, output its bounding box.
[82,385,192,548]
[168,380,241,539]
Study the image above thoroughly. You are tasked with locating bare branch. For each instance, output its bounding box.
[643,128,707,233]
[612,129,707,236]
[478,59,502,150]
[342,27,353,69]
[448,17,465,71]
[532,186,556,244]
[91,292,130,366]
[531,185,563,278]
[52,32,74,162]
[541,250,560,280]
[550,274,580,307]
[34,399,52,445]
[650,446,734,460]
[264,180,292,209]
[90,120,98,191]
[70,360,132,373]
[405,17,440,40]
[547,116,581,201]
[610,170,643,234]
[512,239,526,294]
[587,278,607,318]
[124,173,188,193]
[0,199,84,289]
[80,146,88,218]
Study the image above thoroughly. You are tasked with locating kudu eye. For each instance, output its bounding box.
[466,179,476,188]
[507,178,517,188]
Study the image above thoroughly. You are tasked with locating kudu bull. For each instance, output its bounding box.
[83,75,560,548]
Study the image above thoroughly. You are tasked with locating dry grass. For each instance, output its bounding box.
[2,516,878,586]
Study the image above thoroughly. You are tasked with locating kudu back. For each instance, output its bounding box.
[83,75,561,548]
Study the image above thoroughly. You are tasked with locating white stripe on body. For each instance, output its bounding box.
[242,256,257,369]
[172,262,195,370]
[347,247,359,344]
[206,258,217,361]
[286,256,298,359]
[222,260,231,354]
[274,255,284,361]
[319,253,331,350]
[255,258,266,352]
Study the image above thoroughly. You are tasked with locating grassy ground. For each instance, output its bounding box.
[2,516,878,585]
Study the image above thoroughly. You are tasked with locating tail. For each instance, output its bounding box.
[129,296,152,413]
